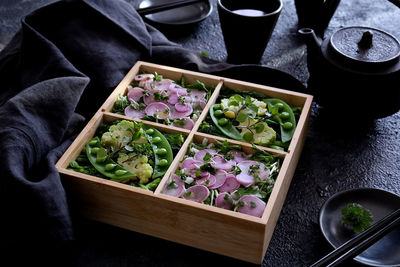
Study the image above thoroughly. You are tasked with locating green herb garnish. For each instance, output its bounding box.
[341,203,373,233]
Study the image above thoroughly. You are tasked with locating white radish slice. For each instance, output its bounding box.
[182,185,210,203]
[209,169,227,189]
[124,106,145,119]
[173,118,194,130]
[163,174,185,198]
[135,74,154,81]
[182,158,202,170]
[195,174,216,188]
[127,87,144,102]
[215,192,233,210]
[228,151,249,163]
[188,89,206,100]
[170,107,193,119]
[236,195,266,218]
[210,156,235,171]
[145,102,170,119]
[194,149,217,161]
[218,174,240,193]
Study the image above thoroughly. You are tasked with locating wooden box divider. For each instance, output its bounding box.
[56,61,313,264]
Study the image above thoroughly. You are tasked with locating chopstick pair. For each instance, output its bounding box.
[137,0,204,15]
[310,208,400,267]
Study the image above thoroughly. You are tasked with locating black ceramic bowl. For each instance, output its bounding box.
[319,188,400,266]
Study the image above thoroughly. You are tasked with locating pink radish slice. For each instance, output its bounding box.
[182,185,210,203]
[192,100,206,110]
[209,169,227,189]
[229,151,249,163]
[210,156,235,171]
[237,161,270,182]
[236,195,266,218]
[163,174,185,198]
[173,118,194,130]
[145,102,170,119]
[215,192,234,210]
[135,74,154,81]
[218,175,240,193]
[188,89,206,99]
[143,94,156,105]
[236,172,254,187]
[127,87,144,102]
[175,102,192,113]
[124,106,145,119]
[170,107,193,119]
[167,92,179,105]
[194,149,217,161]
[182,158,202,170]
[195,174,216,188]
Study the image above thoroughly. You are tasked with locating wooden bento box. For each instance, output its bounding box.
[56,61,313,264]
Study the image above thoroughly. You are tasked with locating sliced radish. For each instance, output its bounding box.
[145,102,170,119]
[229,151,249,163]
[167,92,179,105]
[195,174,216,188]
[218,175,240,193]
[236,172,254,187]
[163,174,185,198]
[127,87,144,102]
[182,158,202,170]
[143,94,156,105]
[192,100,206,110]
[210,156,235,171]
[216,192,234,210]
[237,161,270,185]
[188,89,206,101]
[173,118,194,130]
[170,107,193,119]
[194,149,217,161]
[209,169,227,189]
[124,106,145,119]
[135,74,154,81]
[236,195,266,218]
[182,185,209,203]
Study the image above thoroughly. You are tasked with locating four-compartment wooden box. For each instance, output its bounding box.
[56,61,313,264]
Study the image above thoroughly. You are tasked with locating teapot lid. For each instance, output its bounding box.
[329,26,400,67]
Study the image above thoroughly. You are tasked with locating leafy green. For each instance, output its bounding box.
[214,140,241,154]
[164,133,185,153]
[341,203,373,233]
[113,94,130,114]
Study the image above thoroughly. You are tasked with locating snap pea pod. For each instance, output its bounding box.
[210,104,243,140]
[263,98,296,143]
[142,125,173,178]
[86,137,136,183]
[138,178,161,191]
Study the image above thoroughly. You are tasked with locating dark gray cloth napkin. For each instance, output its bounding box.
[0,0,304,244]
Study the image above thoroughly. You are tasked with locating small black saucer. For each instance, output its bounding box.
[319,188,400,267]
[136,0,213,25]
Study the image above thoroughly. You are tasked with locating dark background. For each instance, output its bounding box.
[1,0,399,266]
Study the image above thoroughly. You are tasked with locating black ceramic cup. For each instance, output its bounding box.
[217,0,282,64]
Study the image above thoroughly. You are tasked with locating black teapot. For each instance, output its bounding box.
[298,2,400,119]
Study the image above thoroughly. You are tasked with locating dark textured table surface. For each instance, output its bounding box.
[1,0,399,266]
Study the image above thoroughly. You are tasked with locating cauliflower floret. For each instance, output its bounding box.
[117,154,153,184]
[101,120,147,148]
[239,118,276,145]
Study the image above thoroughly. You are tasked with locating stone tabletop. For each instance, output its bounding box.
[1,0,399,266]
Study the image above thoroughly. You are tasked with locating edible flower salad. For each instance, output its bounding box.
[200,88,301,151]
[113,72,213,130]
[163,140,281,217]
[68,120,185,191]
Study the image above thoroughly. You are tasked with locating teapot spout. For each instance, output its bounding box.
[298,28,321,54]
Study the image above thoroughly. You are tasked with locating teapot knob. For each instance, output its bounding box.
[358,31,373,49]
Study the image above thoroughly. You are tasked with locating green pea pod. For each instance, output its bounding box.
[145,178,161,191]
[263,98,296,143]
[142,125,173,179]
[86,137,136,183]
[210,104,243,140]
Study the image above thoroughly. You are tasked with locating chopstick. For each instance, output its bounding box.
[310,208,400,267]
[137,0,204,15]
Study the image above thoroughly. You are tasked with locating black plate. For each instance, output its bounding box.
[136,0,212,25]
[319,188,400,267]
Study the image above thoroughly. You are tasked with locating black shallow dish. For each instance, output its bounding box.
[319,188,400,267]
[136,0,212,25]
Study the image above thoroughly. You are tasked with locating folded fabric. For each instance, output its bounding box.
[0,0,304,243]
